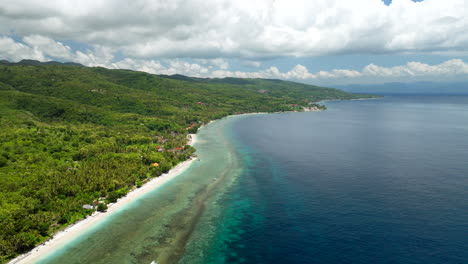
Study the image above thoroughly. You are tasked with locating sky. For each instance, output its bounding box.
[0,0,467,86]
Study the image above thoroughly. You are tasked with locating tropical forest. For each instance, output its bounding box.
[0,60,375,263]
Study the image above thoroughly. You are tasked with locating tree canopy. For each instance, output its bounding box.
[0,60,377,263]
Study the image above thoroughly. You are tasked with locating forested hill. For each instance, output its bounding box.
[0,60,374,262]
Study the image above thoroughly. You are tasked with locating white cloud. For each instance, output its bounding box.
[361,59,468,79]
[208,59,468,84]
[0,36,45,61]
[73,46,115,67]
[111,58,166,74]
[23,35,73,59]
[110,58,211,77]
[0,35,115,67]
[0,0,466,59]
[1,35,467,85]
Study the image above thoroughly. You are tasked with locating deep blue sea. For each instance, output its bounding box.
[193,95,468,264]
[38,95,468,264]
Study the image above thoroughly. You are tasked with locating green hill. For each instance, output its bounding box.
[0,61,376,262]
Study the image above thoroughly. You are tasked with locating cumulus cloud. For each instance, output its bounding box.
[0,35,116,67]
[109,58,211,77]
[1,0,467,85]
[209,59,468,84]
[361,59,468,79]
[1,34,467,84]
[0,0,466,59]
[0,36,45,61]
[23,35,73,59]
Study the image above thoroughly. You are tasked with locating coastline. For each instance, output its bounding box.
[9,134,198,264]
[8,101,356,263]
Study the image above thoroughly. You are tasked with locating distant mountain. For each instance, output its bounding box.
[336,82,468,95]
[0,59,84,67]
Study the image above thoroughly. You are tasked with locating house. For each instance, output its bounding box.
[82,204,95,210]
[186,124,196,130]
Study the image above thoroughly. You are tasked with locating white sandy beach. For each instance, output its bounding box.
[9,134,198,264]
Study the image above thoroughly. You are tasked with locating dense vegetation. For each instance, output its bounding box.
[0,60,376,262]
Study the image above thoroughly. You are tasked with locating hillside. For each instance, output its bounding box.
[0,60,376,262]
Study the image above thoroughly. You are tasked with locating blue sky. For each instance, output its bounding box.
[0,0,467,85]
[382,0,424,5]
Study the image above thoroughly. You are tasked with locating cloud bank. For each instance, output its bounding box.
[0,0,466,59]
[1,35,468,84]
[0,0,467,85]
[211,59,468,84]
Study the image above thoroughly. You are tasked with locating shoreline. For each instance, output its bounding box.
[9,134,198,264]
[8,99,360,263]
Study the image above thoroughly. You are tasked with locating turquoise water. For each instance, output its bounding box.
[38,117,244,264]
[39,95,468,264]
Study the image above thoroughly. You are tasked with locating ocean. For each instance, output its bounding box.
[39,95,468,264]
